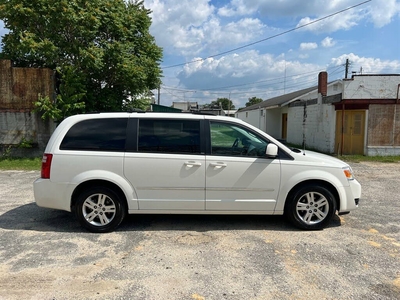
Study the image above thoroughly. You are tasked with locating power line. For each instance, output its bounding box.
[161,76,319,97]
[160,68,347,100]
[161,65,343,95]
[162,0,372,69]
[196,69,320,91]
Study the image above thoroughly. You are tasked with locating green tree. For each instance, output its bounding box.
[122,95,153,112]
[245,96,263,107]
[35,66,86,122]
[0,0,162,118]
[208,98,235,110]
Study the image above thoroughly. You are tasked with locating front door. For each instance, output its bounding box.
[335,110,366,155]
[205,121,280,212]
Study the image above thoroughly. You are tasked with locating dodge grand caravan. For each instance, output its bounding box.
[33,112,361,232]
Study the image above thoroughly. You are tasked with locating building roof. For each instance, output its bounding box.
[238,85,317,112]
[151,104,182,112]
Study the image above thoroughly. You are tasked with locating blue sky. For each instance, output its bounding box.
[145,0,400,108]
[1,0,400,108]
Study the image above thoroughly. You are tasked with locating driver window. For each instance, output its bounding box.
[210,121,268,157]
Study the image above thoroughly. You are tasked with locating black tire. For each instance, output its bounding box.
[285,185,337,230]
[74,186,126,233]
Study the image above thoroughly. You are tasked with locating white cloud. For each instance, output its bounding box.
[168,50,400,107]
[331,53,400,74]
[217,0,258,17]
[146,0,215,55]
[149,0,214,28]
[299,54,309,59]
[300,42,318,50]
[146,0,265,58]
[175,50,322,106]
[294,0,400,33]
[221,18,265,43]
[368,0,400,27]
[216,0,400,29]
[321,37,335,48]
[296,11,362,33]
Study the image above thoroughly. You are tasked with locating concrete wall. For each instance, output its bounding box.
[265,108,283,139]
[343,75,400,99]
[236,81,343,142]
[0,111,56,157]
[237,107,288,139]
[236,109,263,129]
[287,96,338,153]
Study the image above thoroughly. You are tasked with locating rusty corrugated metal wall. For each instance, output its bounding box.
[368,104,400,146]
[0,60,56,154]
[0,60,12,106]
[0,59,55,110]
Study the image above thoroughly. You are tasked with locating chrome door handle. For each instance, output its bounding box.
[210,162,227,168]
[184,161,202,167]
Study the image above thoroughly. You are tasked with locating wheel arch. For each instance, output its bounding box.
[71,180,128,212]
[284,179,340,212]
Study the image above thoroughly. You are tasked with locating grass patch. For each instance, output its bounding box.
[284,143,400,163]
[0,157,42,171]
[336,155,400,163]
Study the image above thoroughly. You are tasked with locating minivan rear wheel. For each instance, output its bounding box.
[285,185,336,230]
[74,187,126,233]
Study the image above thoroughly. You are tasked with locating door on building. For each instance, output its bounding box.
[335,110,366,155]
[281,113,288,140]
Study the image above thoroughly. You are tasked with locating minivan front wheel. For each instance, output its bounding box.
[75,187,126,233]
[285,185,336,230]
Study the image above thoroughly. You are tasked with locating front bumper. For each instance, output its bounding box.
[338,178,361,212]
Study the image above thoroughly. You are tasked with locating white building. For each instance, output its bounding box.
[236,72,400,156]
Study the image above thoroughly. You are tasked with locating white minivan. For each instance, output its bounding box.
[34,112,361,232]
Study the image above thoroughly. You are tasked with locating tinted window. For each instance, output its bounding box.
[60,118,128,151]
[210,121,268,157]
[138,119,201,154]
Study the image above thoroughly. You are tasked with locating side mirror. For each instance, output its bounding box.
[265,144,278,158]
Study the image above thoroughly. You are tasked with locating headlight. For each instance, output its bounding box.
[343,167,354,180]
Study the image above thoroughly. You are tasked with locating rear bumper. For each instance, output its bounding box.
[33,178,72,212]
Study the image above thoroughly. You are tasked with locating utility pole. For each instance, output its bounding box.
[157,86,160,105]
[344,59,350,79]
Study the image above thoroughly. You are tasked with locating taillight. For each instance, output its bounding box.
[41,153,53,179]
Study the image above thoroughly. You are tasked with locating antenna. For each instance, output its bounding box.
[302,100,307,155]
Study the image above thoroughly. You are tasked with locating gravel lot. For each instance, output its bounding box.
[0,162,399,300]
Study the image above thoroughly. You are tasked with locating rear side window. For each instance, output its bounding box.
[60,118,128,151]
[138,119,201,154]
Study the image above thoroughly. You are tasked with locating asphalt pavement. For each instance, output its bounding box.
[0,162,399,300]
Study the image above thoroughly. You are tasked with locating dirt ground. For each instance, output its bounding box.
[0,161,399,300]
